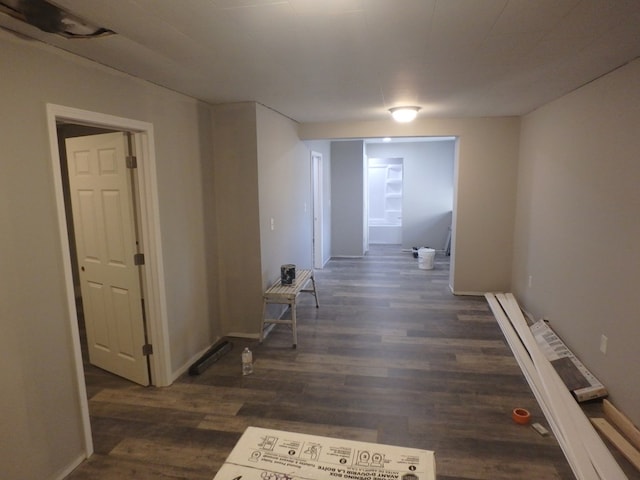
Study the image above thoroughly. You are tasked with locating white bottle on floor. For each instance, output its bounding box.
[241,347,253,375]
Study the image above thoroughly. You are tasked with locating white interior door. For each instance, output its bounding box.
[312,152,324,269]
[65,132,149,385]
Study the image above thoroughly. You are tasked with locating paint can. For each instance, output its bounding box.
[281,264,296,285]
[418,248,435,270]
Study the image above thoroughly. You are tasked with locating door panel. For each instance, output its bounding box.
[66,132,149,386]
[312,152,323,269]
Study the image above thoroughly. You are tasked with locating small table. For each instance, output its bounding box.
[260,269,319,348]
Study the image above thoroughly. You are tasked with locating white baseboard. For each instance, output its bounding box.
[170,338,223,383]
[226,332,260,339]
[260,323,276,341]
[55,453,86,480]
[449,285,486,296]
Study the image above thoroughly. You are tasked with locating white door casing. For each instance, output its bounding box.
[311,151,323,269]
[48,104,171,463]
[66,132,149,386]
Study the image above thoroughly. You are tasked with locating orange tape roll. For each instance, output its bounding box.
[512,408,531,425]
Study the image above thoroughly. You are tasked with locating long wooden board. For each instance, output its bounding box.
[603,399,640,452]
[591,418,640,471]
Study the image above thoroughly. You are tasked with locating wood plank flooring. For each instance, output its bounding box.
[65,246,635,480]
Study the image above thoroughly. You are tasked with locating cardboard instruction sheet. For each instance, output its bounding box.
[530,319,607,402]
[213,427,436,480]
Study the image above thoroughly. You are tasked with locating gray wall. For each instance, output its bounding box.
[513,58,640,426]
[211,103,313,335]
[0,31,215,479]
[1,32,316,478]
[257,104,313,284]
[366,140,455,249]
[331,140,366,256]
[8,14,638,477]
[211,102,263,337]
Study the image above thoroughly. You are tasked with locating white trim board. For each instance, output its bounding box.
[227,332,261,339]
[171,341,219,383]
[498,293,623,479]
[485,293,627,480]
[450,287,486,296]
[485,293,587,477]
[54,453,86,480]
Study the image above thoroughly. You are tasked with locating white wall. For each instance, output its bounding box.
[300,118,519,294]
[514,59,640,425]
[0,32,216,479]
[366,140,455,249]
[331,140,366,257]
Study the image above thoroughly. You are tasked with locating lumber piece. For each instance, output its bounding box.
[591,418,640,472]
[603,399,640,452]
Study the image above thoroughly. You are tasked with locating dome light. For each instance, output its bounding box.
[389,106,421,123]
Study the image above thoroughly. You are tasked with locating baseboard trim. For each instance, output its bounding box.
[449,285,486,296]
[171,338,223,383]
[55,453,86,480]
[226,332,260,339]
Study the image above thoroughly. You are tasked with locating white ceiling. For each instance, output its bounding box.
[2,0,640,123]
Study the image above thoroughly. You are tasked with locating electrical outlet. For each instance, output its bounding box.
[600,334,608,355]
[528,275,533,288]
[270,218,275,231]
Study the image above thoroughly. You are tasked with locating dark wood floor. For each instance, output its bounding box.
[65,246,636,480]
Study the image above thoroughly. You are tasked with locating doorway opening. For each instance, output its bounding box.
[311,151,324,269]
[363,137,455,254]
[60,127,152,386]
[46,104,171,459]
[367,157,403,245]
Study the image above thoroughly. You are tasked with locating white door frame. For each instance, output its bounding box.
[363,153,369,252]
[311,151,324,269]
[46,104,172,457]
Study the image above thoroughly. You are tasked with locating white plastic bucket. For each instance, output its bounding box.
[417,248,435,270]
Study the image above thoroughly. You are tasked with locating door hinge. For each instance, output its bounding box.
[126,155,138,169]
[142,344,153,356]
[134,253,145,266]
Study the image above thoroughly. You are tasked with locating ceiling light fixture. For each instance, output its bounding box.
[389,106,421,123]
